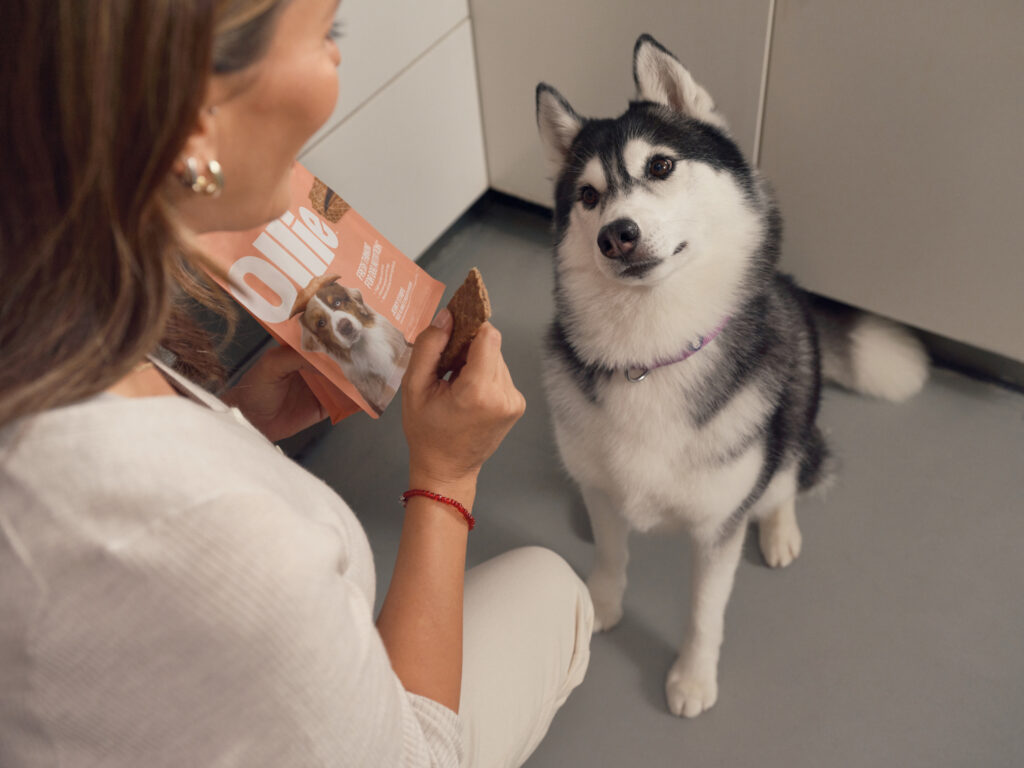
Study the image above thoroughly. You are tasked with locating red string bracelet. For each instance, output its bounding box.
[400,489,475,531]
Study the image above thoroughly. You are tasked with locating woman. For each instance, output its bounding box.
[0,1,592,766]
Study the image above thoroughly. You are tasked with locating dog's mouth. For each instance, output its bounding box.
[616,241,688,279]
[618,260,662,279]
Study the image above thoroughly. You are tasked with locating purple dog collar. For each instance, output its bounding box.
[624,316,732,382]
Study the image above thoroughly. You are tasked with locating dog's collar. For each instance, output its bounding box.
[624,316,731,382]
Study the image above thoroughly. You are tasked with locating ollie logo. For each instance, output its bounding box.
[227,206,341,324]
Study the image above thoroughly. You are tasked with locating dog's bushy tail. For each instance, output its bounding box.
[808,295,929,402]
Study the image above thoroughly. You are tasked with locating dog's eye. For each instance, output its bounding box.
[579,186,600,209]
[317,318,326,328]
[648,156,674,179]
[332,298,342,308]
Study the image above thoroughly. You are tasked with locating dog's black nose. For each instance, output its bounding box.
[597,218,641,260]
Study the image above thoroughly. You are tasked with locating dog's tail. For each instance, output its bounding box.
[808,295,929,402]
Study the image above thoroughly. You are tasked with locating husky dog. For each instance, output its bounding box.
[536,34,929,718]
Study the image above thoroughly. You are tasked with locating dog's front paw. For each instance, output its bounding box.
[586,573,624,632]
[665,655,718,718]
[758,505,802,568]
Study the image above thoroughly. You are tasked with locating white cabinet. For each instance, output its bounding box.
[468,0,773,207]
[759,0,1024,362]
[306,0,469,144]
[300,1,487,259]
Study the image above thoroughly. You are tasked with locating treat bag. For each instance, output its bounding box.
[198,164,445,420]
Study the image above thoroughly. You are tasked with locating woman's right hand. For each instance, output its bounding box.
[401,309,526,506]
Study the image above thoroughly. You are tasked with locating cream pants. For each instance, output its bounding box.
[459,546,594,768]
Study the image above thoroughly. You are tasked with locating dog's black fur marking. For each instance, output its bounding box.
[546,321,614,403]
[550,103,757,241]
[713,278,830,545]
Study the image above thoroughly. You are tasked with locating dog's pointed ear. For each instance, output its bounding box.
[633,34,727,130]
[536,83,583,170]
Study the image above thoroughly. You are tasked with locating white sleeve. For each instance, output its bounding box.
[29,490,463,768]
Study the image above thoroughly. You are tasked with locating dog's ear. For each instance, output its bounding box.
[633,34,728,131]
[536,83,583,170]
[301,328,323,353]
[291,272,342,318]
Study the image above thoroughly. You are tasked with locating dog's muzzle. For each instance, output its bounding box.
[597,218,641,261]
[598,218,661,278]
[337,318,357,339]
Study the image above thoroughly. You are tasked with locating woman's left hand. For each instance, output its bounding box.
[222,345,341,442]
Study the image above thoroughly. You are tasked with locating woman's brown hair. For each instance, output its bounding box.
[0,0,284,430]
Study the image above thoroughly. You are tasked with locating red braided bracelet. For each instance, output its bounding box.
[400,489,475,531]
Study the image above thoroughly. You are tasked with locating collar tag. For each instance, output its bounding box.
[623,316,731,384]
[625,367,650,382]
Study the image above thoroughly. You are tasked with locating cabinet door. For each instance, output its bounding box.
[301,20,487,259]
[305,0,469,149]
[760,0,1024,361]
[469,0,772,207]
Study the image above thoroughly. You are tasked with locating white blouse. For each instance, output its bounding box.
[0,362,461,767]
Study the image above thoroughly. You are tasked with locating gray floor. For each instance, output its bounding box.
[300,196,1024,768]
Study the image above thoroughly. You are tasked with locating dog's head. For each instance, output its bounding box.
[291,276,376,359]
[535,35,771,289]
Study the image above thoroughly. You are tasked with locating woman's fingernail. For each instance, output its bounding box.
[431,308,452,329]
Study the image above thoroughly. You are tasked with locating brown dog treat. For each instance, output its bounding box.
[437,268,491,376]
[308,177,350,223]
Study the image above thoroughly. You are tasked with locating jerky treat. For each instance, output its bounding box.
[308,177,350,222]
[437,267,491,377]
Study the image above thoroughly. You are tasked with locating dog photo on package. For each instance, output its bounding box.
[290,273,412,416]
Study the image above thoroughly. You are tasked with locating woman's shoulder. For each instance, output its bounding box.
[2,392,317,502]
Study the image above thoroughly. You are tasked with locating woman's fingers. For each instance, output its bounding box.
[451,324,525,422]
[452,323,507,386]
[250,344,302,377]
[402,315,524,487]
[404,309,453,392]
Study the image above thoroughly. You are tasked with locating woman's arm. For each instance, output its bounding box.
[374,488,471,711]
[375,310,525,712]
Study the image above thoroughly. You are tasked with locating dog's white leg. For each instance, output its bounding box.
[666,521,745,718]
[758,497,802,569]
[581,486,630,632]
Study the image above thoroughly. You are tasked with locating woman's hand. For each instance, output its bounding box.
[401,309,526,506]
[222,344,343,442]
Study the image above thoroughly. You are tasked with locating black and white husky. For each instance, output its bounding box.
[536,35,929,718]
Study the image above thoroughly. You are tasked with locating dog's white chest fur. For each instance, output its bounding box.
[354,324,399,377]
[545,349,769,533]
